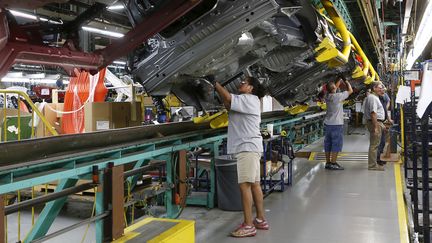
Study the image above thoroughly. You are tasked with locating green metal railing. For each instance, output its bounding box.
[0,90,58,142]
[311,0,354,32]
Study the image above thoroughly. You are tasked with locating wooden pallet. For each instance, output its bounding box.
[31,183,96,196]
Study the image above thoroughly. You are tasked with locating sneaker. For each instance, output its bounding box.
[253,218,269,230]
[325,162,344,170]
[231,223,256,237]
[332,162,344,170]
[377,160,387,166]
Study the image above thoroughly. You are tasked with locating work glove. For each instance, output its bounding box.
[203,75,216,86]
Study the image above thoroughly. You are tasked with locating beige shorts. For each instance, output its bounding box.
[236,152,261,183]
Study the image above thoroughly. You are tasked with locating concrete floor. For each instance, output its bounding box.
[5,127,402,243]
[180,127,402,243]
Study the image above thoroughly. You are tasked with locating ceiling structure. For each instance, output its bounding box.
[0,0,424,80]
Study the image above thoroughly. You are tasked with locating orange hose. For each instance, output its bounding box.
[62,68,107,134]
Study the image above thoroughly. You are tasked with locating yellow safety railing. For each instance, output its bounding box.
[0,89,58,142]
[1,89,58,242]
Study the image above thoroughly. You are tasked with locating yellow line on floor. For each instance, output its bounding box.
[308,152,316,161]
[394,162,409,243]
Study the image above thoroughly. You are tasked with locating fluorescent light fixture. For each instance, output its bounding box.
[7,72,23,78]
[82,26,124,38]
[107,5,125,10]
[1,77,60,84]
[108,65,126,69]
[9,10,37,20]
[9,9,63,24]
[406,0,432,69]
[113,60,127,65]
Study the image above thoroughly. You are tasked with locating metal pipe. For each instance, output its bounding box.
[4,183,96,215]
[320,0,351,65]
[303,111,326,120]
[31,212,109,243]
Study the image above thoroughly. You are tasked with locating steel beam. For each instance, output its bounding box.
[0,9,103,78]
[98,0,202,67]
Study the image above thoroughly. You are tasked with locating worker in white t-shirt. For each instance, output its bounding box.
[214,76,268,238]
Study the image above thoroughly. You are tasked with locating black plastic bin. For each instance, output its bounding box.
[215,155,242,211]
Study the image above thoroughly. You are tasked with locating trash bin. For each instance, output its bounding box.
[215,155,242,211]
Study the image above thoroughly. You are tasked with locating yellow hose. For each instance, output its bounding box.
[32,187,35,225]
[18,190,21,242]
[81,187,97,243]
[17,101,21,141]
[3,104,7,141]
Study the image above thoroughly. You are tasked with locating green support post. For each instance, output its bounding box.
[24,178,78,243]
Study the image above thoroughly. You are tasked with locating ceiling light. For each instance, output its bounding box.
[9,10,37,20]
[113,60,127,65]
[107,5,125,10]
[406,0,432,69]
[108,65,125,69]
[9,9,63,24]
[1,77,60,84]
[82,26,124,38]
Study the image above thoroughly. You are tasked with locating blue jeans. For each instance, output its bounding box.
[324,125,344,152]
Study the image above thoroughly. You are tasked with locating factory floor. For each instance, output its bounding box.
[4,128,407,243]
[181,127,408,243]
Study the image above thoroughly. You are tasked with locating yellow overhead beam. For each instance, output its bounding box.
[318,0,351,67]
[316,4,380,83]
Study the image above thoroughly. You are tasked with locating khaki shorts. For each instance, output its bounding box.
[236,152,261,183]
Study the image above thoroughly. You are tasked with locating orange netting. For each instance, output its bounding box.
[62,68,107,134]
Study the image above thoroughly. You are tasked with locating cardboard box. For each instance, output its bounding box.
[35,103,64,138]
[84,102,142,132]
[142,96,153,106]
